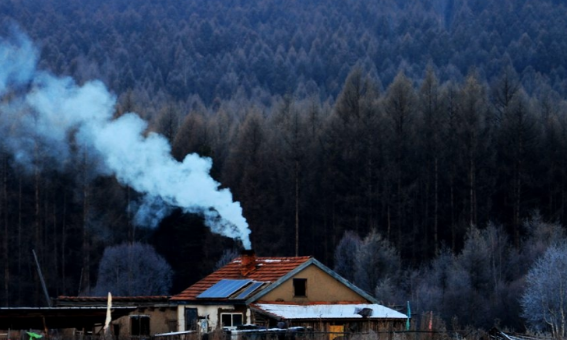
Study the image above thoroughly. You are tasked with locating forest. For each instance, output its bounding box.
[2,0,567,334]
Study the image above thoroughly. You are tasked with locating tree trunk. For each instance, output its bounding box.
[79,184,91,293]
[513,160,521,248]
[34,146,41,305]
[434,157,439,256]
[2,156,8,306]
[52,197,58,297]
[424,168,430,257]
[450,172,456,251]
[367,155,374,232]
[294,159,299,257]
[17,177,22,304]
[81,183,90,295]
[127,186,134,243]
[61,192,67,295]
[469,155,476,226]
[81,153,91,295]
[387,204,391,241]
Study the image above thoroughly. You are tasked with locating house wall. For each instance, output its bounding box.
[177,304,251,332]
[259,265,367,303]
[282,319,405,333]
[112,307,177,337]
[249,312,405,335]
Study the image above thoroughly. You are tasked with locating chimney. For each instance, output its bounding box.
[240,250,256,277]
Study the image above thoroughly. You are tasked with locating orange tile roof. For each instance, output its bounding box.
[171,256,312,301]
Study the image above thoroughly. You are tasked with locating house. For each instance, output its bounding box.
[170,251,407,335]
[5,252,406,339]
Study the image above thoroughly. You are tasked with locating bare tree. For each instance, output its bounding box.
[498,90,537,248]
[456,73,489,228]
[383,71,416,249]
[322,67,382,249]
[521,245,567,338]
[271,95,307,256]
[153,104,181,144]
[520,213,567,274]
[92,242,173,296]
[353,229,401,300]
[171,110,208,160]
[334,230,362,283]
[418,66,443,256]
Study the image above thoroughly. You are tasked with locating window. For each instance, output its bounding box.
[130,315,150,336]
[293,278,307,297]
[221,313,243,329]
[185,308,198,330]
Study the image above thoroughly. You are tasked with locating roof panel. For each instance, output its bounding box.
[251,303,407,320]
[197,279,251,298]
[234,282,264,299]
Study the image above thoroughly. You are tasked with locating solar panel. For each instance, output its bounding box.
[197,279,252,298]
[234,282,265,299]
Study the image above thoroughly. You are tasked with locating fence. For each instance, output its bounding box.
[0,329,553,340]
[0,330,451,340]
[153,330,455,340]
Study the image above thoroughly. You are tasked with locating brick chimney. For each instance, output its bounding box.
[240,250,256,277]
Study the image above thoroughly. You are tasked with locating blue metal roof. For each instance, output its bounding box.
[197,279,252,298]
[234,281,264,299]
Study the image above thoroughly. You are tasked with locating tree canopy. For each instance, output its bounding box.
[93,242,173,296]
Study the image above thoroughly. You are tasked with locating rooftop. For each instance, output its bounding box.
[56,295,171,307]
[251,303,408,320]
[0,306,136,329]
[171,256,311,301]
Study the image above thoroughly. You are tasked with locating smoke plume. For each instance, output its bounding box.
[0,29,251,249]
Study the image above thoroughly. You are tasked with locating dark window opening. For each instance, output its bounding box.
[293,278,307,297]
[130,315,150,336]
[185,308,198,330]
[113,324,120,337]
[221,313,243,328]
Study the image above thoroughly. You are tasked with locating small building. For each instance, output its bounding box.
[171,251,407,335]
[56,296,177,338]
[0,306,135,340]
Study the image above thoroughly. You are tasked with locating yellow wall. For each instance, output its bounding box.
[259,265,367,302]
[112,308,177,336]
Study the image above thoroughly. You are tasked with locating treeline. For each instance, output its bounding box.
[164,66,567,331]
[2,63,567,322]
[1,0,567,108]
[197,66,567,263]
[333,214,564,331]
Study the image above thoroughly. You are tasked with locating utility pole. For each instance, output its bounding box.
[32,249,51,307]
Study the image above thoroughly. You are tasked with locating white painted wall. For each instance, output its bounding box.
[177,305,238,332]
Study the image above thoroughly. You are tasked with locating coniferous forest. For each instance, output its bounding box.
[3,0,567,333]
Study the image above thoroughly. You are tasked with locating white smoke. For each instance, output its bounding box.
[0,29,252,249]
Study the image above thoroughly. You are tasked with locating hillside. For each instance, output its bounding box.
[1,0,567,332]
[2,0,567,109]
